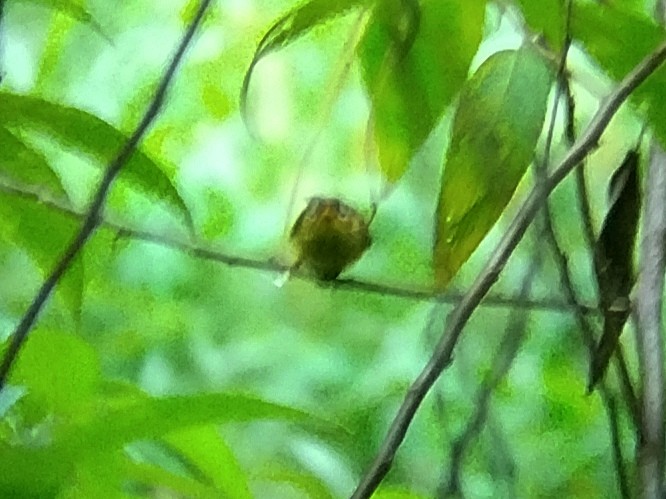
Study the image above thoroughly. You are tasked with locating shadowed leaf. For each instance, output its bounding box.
[588,149,640,391]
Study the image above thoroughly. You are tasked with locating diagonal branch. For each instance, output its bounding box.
[350,38,666,499]
[0,0,213,390]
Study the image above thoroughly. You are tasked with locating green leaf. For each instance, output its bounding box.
[165,426,252,499]
[360,0,485,183]
[55,391,344,456]
[0,391,344,494]
[0,126,68,197]
[570,3,666,147]
[15,0,110,41]
[514,0,565,50]
[258,465,335,499]
[241,0,371,124]
[11,330,101,419]
[0,92,192,229]
[434,47,553,289]
[120,457,221,499]
[0,191,83,318]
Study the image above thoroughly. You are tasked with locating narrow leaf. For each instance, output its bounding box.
[0,92,192,229]
[0,191,83,318]
[15,0,110,41]
[0,126,68,197]
[588,150,640,391]
[241,0,369,125]
[434,47,553,289]
[360,0,485,183]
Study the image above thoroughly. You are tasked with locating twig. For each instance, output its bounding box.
[0,179,598,315]
[562,45,640,440]
[635,140,666,498]
[443,240,544,496]
[350,38,666,499]
[0,0,213,390]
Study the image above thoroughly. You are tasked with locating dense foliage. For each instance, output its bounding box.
[1,0,664,497]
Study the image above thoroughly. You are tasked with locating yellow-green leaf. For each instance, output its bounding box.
[360,0,485,183]
[434,47,553,289]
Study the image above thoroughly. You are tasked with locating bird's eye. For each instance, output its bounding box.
[305,198,323,218]
[337,203,351,220]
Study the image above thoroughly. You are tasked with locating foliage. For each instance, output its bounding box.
[0,0,663,497]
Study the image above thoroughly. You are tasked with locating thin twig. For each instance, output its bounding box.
[537,8,635,491]
[0,179,599,315]
[350,38,666,499]
[562,45,640,441]
[537,24,640,497]
[443,239,544,496]
[0,0,213,390]
[635,140,666,498]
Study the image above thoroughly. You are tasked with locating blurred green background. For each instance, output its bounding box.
[0,0,652,497]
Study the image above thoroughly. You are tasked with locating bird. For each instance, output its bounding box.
[289,197,372,281]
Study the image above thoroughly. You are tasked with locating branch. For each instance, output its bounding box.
[635,140,666,498]
[0,0,213,390]
[350,38,666,499]
[0,179,598,315]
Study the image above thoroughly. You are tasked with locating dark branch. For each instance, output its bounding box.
[350,38,666,499]
[0,0,213,390]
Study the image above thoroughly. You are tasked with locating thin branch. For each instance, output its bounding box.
[635,140,666,498]
[0,179,599,315]
[537,9,636,491]
[562,43,640,440]
[443,239,544,497]
[0,0,213,390]
[607,395,632,499]
[350,38,666,499]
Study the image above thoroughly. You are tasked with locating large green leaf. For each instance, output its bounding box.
[11,330,100,419]
[241,0,371,123]
[434,47,553,289]
[0,390,344,494]
[0,92,192,228]
[0,191,83,318]
[360,0,485,183]
[0,126,68,197]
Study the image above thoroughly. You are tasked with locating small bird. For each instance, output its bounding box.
[289,197,372,281]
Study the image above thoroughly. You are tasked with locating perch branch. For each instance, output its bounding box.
[0,179,597,315]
